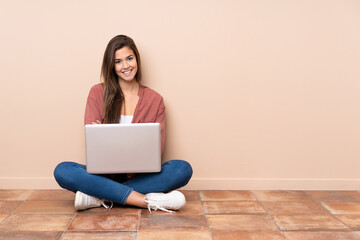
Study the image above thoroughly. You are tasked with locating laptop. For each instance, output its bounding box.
[85,123,161,174]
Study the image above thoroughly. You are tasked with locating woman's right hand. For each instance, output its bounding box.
[92,120,101,124]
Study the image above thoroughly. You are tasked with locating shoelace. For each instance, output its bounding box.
[87,195,113,210]
[144,199,174,213]
[100,200,113,210]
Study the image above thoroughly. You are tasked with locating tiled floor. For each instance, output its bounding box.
[1,190,360,239]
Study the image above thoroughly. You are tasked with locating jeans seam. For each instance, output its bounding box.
[121,187,134,205]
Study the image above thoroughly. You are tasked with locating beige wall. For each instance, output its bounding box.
[0,0,359,189]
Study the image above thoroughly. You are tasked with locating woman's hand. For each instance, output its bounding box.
[92,120,101,124]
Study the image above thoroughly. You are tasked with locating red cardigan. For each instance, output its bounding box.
[84,83,166,154]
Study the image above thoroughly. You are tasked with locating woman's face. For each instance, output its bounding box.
[114,46,138,82]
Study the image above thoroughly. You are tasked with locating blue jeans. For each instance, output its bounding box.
[54,160,193,205]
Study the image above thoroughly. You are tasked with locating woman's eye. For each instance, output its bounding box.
[128,57,133,61]
[115,60,120,64]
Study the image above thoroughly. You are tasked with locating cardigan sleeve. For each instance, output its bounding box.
[155,97,166,154]
[84,85,103,125]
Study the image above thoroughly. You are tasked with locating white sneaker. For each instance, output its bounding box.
[144,190,186,213]
[74,191,113,210]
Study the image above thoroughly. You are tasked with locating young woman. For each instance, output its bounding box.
[54,35,193,212]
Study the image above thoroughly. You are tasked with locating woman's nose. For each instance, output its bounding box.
[122,61,129,68]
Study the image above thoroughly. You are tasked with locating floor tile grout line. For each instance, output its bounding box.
[7,189,36,216]
[305,190,360,202]
[280,229,353,232]
[0,200,26,223]
[199,190,214,240]
[58,211,78,240]
[0,190,73,230]
[0,212,12,224]
[135,208,142,240]
[250,190,290,240]
[3,189,360,238]
[306,190,359,234]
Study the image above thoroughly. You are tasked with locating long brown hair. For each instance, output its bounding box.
[101,35,142,123]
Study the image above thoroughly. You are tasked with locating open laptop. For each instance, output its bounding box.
[85,123,161,174]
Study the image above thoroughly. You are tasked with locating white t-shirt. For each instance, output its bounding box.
[120,115,133,124]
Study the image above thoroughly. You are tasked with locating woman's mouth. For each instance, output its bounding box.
[122,69,132,76]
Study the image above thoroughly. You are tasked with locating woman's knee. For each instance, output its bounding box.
[54,161,69,177]
[167,160,193,184]
[53,161,81,188]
